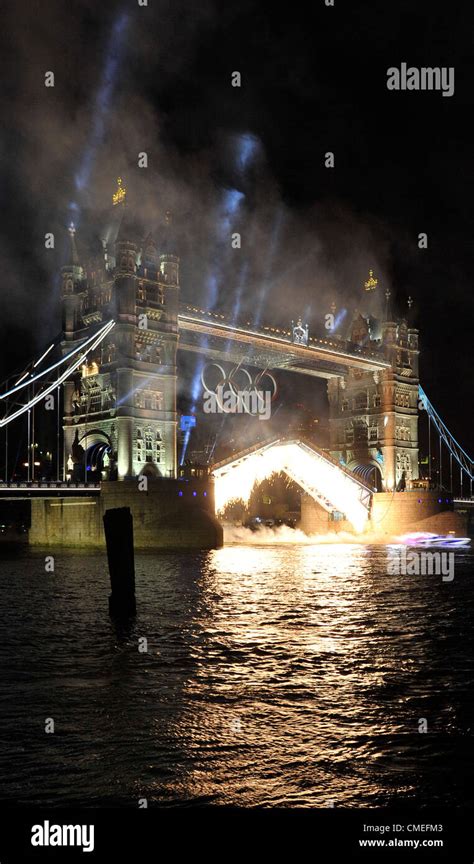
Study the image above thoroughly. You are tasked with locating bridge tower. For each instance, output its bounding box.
[61,179,179,481]
[328,273,419,491]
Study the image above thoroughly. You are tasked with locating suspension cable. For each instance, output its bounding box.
[419,385,473,481]
[0,321,115,428]
[0,320,114,401]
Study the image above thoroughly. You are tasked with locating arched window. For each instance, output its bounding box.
[145,429,153,460]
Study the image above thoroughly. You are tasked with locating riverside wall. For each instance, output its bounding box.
[301,490,469,538]
[29,477,223,550]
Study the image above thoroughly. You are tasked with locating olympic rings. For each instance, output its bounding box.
[201,362,278,415]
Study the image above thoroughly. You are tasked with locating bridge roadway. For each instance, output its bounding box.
[177,304,391,379]
[0,482,100,499]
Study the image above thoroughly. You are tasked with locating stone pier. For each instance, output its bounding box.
[301,490,469,537]
[29,478,223,550]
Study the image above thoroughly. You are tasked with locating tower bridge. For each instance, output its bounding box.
[0,183,473,536]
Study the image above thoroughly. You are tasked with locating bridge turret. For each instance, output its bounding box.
[408,328,419,377]
[140,232,159,279]
[381,314,398,365]
[115,208,138,276]
[406,297,419,377]
[61,223,85,336]
[159,211,179,287]
[114,204,139,325]
[86,235,107,287]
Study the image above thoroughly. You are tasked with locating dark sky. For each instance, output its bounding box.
[1,0,473,453]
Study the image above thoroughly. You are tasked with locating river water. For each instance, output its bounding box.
[0,537,472,807]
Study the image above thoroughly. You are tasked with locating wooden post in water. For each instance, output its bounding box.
[103,507,136,616]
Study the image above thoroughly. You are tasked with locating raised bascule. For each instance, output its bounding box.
[0,179,472,546]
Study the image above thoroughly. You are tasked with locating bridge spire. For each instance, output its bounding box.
[67,222,80,267]
[384,287,393,322]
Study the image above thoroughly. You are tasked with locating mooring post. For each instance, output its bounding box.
[103,507,136,616]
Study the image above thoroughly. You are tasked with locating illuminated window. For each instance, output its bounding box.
[145,430,153,458]
[81,361,99,378]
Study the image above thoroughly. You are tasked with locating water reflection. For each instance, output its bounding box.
[0,543,472,807]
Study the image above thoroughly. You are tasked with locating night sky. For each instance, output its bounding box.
[1,0,473,454]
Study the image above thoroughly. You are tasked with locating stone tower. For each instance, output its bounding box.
[328,272,419,491]
[61,179,179,481]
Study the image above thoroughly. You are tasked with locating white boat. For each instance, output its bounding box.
[398,531,471,548]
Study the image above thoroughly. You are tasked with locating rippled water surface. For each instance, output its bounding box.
[0,542,473,807]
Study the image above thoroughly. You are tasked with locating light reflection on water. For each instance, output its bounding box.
[0,541,472,807]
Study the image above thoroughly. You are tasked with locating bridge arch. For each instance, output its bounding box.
[348,461,383,492]
[78,429,114,476]
[78,428,113,449]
